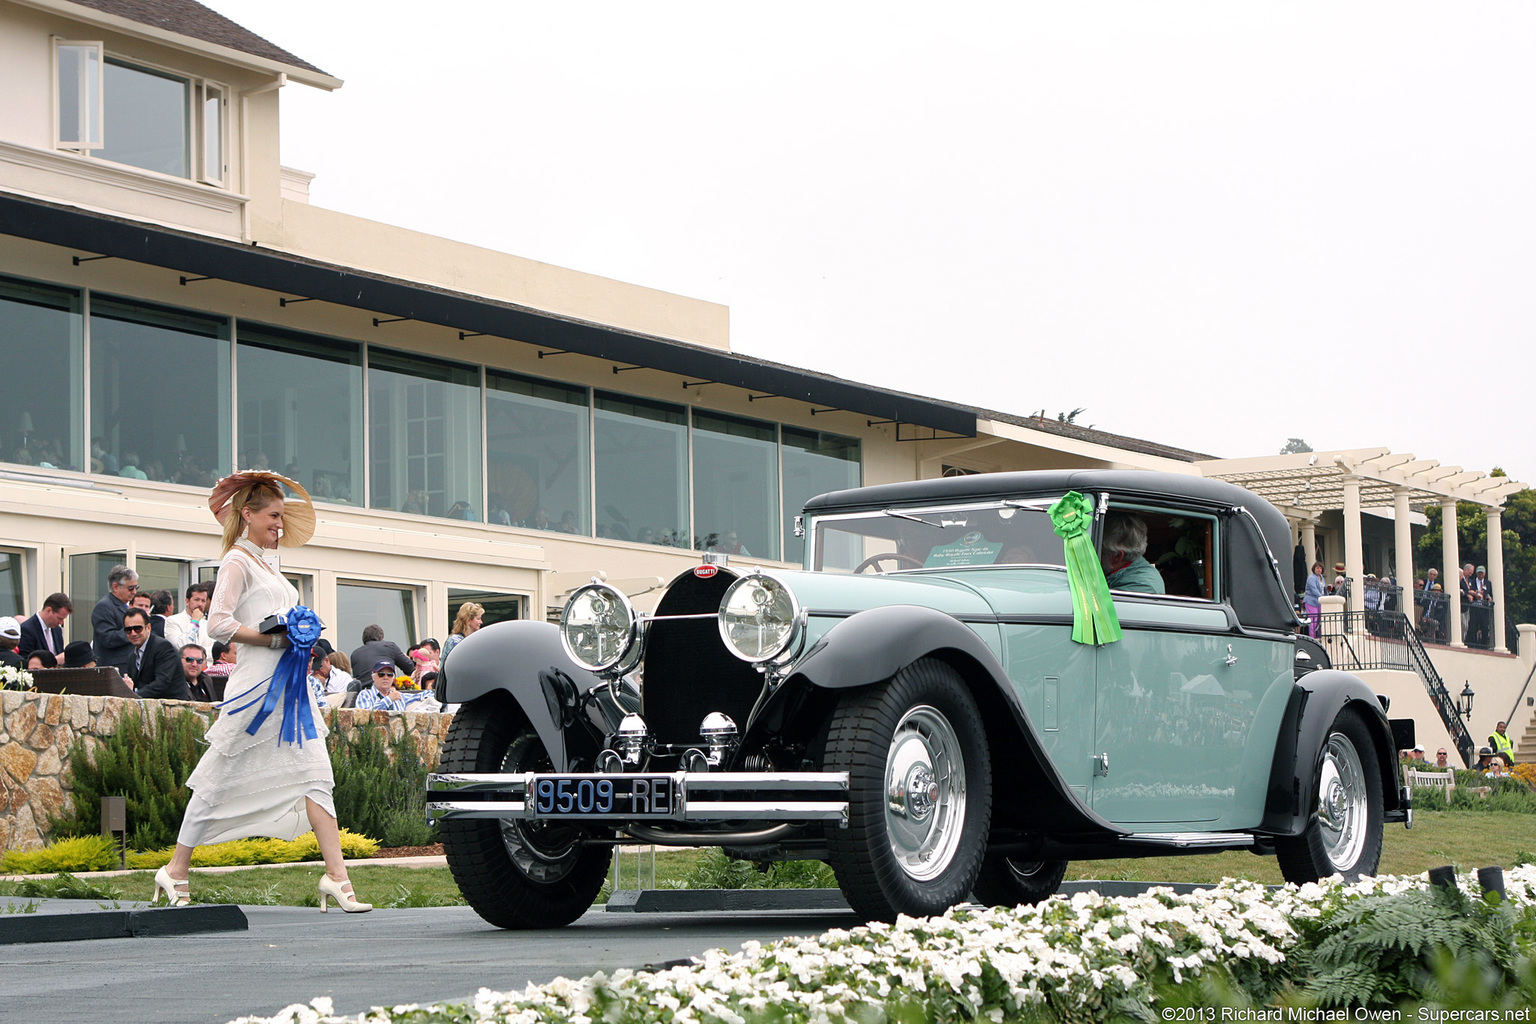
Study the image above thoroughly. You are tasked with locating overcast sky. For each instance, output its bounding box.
[210,1,1536,483]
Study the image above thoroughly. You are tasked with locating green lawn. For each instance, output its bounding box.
[5,811,1530,908]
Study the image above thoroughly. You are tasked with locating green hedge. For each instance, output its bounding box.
[47,706,434,851]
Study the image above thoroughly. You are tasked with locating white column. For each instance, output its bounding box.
[1442,500,1463,647]
[1393,487,1414,598]
[1343,478,1364,614]
[1487,508,1507,653]
[1301,521,1317,576]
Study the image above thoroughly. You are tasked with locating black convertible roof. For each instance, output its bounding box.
[804,470,1298,628]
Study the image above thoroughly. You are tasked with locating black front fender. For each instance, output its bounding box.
[1260,670,1403,836]
[438,620,605,771]
[789,604,1011,691]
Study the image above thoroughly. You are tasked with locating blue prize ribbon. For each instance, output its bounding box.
[232,606,325,746]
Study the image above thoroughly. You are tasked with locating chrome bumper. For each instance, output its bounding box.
[426,770,850,825]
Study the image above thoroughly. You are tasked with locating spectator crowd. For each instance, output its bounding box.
[2,564,465,715]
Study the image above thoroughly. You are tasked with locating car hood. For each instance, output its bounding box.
[767,566,1071,619]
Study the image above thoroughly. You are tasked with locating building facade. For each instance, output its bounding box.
[1,0,1206,647]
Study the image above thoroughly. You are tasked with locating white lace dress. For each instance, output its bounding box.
[178,541,334,847]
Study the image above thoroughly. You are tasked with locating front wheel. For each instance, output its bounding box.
[1276,708,1383,884]
[438,694,611,928]
[824,658,992,921]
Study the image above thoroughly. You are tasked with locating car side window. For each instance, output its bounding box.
[1103,505,1217,599]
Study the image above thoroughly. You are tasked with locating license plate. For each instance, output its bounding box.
[528,774,677,819]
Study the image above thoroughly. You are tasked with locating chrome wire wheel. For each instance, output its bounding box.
[1316,731,1368,869]
[883,704,967,882]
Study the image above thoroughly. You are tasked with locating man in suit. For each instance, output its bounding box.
[92,564,138,673]
[122,608,185,700]
[349,623,414,686]
[18,592,71,659]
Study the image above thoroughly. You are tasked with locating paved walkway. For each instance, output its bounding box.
[0,897,861,1024]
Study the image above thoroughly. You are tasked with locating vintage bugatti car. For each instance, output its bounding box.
[428,470,1412,928]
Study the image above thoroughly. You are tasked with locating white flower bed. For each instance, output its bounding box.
[230,867,1536,1024]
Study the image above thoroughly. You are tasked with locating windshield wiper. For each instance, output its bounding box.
[882,509,946,528]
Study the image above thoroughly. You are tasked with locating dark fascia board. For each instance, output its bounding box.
[0,193,977,438]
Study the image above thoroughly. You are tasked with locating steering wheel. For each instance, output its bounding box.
[854,552,925,574]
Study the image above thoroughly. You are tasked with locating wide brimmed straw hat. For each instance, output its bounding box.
[209,470,317,547]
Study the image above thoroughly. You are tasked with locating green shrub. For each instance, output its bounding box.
[51,702,432,851]
[680,849,838,890]
[48,704,207,850]
[1281,876,1536,1009]
[0,835,120,874]
[12,872,123,901]
[127,830,379,869]
[330,723,437,847]
[1413,786,1449,811]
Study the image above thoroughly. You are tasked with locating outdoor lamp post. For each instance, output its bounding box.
[1457,682,1475,721]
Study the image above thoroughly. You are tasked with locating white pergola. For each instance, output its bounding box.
[1199,449,1527,651]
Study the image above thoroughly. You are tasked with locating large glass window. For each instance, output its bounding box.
[238,325,363,504]
[594,393,687,545]
[781,428,860,564]
[67,551,125,644]
[368,350,482,520]
[693,411,778,559]
[336,582,418,655]
[89,296,230,485]
[447,587,522,632]
[0,550,24,619]
[99,59,189,177]
[486,371,588,533]
[1,275,83,472]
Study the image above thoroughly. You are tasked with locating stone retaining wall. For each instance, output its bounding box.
[0,691,452,853]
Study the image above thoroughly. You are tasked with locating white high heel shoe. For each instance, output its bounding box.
[318,874,373,913]
[152,866,191,907]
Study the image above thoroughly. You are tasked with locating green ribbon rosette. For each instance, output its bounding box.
[1049,491,1122,646]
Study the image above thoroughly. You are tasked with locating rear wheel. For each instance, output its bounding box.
[824,658,991,921]
[1276,708,1383,884]
[438,695,610,928]
[972,857,1067,907]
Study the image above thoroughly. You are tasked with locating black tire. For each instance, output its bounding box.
[824,658,992,921]
[1276,708,1384,884]
[438,694,610,928]
[972,857,1068,908]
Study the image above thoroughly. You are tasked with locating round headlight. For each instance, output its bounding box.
[561,583,638,673]
[718,571,801,663]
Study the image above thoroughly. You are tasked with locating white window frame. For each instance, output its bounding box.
[53,42,230,188]
[197,80,228,185]
[53,39,104,152]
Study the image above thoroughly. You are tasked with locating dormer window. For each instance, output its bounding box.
[54,39,227,185]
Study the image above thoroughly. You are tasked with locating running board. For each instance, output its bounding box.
[1122,832,1255,848]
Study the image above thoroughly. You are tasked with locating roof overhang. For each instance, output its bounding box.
[1198,449,1526,515]
[12,0,343,89]
[0,192,977,437]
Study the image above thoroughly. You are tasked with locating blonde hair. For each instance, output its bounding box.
[452,601,485,636]
[220,480,285,553]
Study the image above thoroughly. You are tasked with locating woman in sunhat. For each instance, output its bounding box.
[153,470,370,914]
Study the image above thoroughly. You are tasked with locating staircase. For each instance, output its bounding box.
[1511,660,1536,763]
[1385,612,1478,767]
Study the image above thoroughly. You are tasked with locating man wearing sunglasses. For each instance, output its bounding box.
[180,643,222,703]
[121,607,185,700]
[91,564,140,674]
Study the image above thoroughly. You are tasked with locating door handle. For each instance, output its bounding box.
[1225,644,1238,667]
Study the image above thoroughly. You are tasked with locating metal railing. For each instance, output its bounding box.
[1315,610,1410,671]
[1317,610,1476,767]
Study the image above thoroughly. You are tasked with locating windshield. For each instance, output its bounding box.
[810,499,1067,573]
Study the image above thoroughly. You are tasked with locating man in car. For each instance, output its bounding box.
[1100,512,1165,594]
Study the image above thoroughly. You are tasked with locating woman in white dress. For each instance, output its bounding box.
[154,471,371,913]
